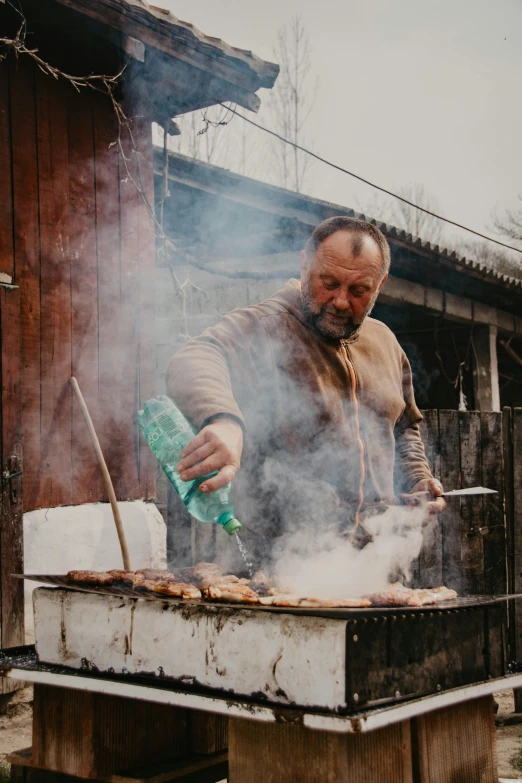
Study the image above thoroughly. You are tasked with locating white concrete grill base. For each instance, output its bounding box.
[34,587,347,711]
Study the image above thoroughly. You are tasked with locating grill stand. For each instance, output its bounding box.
[0,654,504,782]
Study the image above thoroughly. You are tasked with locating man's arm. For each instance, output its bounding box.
[394,353,446,515]
[166,308,266,492]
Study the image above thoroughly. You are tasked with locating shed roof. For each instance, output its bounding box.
[53,0,278,111]
[155,150,522,317]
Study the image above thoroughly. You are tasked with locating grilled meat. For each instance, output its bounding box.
[366,583,457,607]
[406,586,457,607]
[67,570,114,586]
[202,583,260,604]
[299,597,372,608]
[260,594,371,608]
[107,570,134,583]
[135,569,176,581]
[151,581,202,600]
[198,574,240,589]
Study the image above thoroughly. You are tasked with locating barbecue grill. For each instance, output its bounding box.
[28,576,506,712]
[2,576,516,782]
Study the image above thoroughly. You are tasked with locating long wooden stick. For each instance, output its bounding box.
[70,377,131,571]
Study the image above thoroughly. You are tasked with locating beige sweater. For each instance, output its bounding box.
[167,280,433,552]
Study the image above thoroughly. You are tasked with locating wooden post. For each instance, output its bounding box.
[512,409,522,712]
[412,696,497,782]
[11,684,228,782]
[228,717,413,783]
[473,325,501,412]
[0,58,25,666]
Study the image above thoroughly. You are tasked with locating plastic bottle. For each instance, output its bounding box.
[137,396,241,535]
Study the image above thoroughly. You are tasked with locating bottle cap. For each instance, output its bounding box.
[222,517,241,535]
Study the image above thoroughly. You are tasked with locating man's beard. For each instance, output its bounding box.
[301,278,377,340]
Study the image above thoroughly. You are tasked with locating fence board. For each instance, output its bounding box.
[116,96,141,501]
[0,60,24,648]
[10,57,43,513]
[0,61,14,280]
[438,411,461,592]
[93,94,122,502]
[481,412,506,595]
[36,71,73,508]
[512,410,522,672]
[459,411,484,595]
[68,88,101,503]
[417,410,442,587]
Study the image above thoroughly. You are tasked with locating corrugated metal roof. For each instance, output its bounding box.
[156,150,522,294]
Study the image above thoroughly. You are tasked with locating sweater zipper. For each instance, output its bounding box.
[341,341,366,540]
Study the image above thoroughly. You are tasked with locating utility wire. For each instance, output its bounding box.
[221,104,522,257]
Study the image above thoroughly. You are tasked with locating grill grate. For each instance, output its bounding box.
[17,575,509,619]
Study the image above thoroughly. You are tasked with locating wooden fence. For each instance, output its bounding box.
[413,409,506,597]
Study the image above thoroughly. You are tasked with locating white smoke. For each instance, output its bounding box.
[271,503,428,598]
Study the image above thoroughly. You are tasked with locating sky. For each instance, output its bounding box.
[161,0,521,249]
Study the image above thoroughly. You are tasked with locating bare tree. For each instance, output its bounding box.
[172,106,232,165]
[268,15,317,192]
[357,183,445,246]
[492,196,522,249]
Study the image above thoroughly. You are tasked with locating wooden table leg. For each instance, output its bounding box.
[228,717,413,783]
[412,695,498,783]
[11,684,228,781]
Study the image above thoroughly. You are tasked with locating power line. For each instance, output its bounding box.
[221,104,522,257]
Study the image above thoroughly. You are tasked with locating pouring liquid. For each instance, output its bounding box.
[235,532,254,579]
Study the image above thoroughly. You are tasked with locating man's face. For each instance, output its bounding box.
[300,231,388,340]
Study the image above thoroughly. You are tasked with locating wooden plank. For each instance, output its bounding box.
[67,87,101,503]
[0,58,24,649]
[438,410,461,592]
[32,684,189,779]
[228,717,413,782]
[9,56,43,513]
[412,695,497,782]
[416,410,442,588]
[0,59,14,280]
[458,411,484,595]
[481,411,506,595]
[134,88,156,501]
[35,70,73,508]
[116,81,141,500]
[9,747,227,783]
[92,93,122,502]
[188,711,228,755]
[0,285,24,648]
[513,409,522,711]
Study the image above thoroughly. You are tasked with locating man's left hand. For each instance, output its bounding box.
[402,478,447,516]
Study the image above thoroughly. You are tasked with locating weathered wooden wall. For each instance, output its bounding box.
[0,54,156,514]
[414,409,506,596]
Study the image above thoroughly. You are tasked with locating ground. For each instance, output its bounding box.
[0,689,520,780]
[0,685,33,779]
[496,690,522,780]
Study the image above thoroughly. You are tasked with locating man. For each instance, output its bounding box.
[167,216,445,565]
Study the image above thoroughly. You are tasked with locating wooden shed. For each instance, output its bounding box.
[0,0,277,656]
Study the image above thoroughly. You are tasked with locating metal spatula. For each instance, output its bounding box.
[442,487,498,497]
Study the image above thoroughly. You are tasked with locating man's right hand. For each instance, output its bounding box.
[176,417,243,493]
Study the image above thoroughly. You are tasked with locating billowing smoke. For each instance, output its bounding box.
[270,503,426,598]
